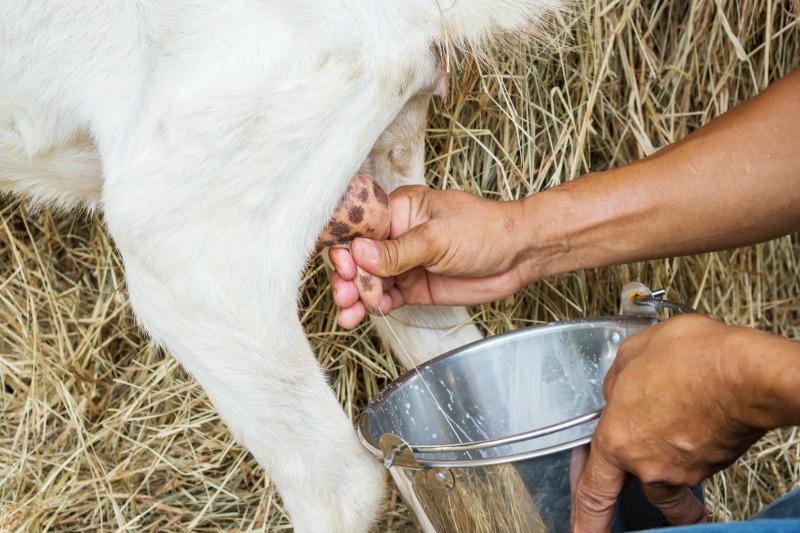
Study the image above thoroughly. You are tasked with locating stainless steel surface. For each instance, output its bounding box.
[360,316,657,468]
[411,467,456,491]
[358,315,659,532]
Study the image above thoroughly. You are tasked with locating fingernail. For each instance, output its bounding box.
[358,239,379,262]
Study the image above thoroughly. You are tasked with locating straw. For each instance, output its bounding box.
[2,0,799,530]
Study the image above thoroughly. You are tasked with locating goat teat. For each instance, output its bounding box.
[319,173,390,313]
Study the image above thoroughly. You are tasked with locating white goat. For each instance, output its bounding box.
[1,1,558,530]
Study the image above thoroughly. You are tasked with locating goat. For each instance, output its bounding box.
[0,1,559,530]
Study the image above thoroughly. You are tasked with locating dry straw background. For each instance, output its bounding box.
[2,0,800,531]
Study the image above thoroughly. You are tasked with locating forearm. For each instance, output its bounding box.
[523,70,800,280]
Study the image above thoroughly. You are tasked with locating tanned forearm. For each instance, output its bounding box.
[522,70,800,281]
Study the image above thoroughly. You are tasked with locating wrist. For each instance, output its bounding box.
[516,167,663,281]
[515,191,572,282]
[721,326,800,431]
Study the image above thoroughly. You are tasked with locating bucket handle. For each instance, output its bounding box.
[408,408,602,455]
[631,292,697,315]
[380,408,601,468]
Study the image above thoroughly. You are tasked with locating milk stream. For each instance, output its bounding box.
[377,309,468,448]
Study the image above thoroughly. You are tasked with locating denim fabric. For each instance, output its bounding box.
[649,519,800,532]
[612,479,705,531]
[752,487,800,520]
[646,486,800,532]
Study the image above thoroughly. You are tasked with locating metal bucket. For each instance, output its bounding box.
[358,284,693,532]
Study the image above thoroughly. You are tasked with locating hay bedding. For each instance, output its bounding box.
[1,0,799,531]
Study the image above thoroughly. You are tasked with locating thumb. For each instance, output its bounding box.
[641,484,707,526]
[351,227,438,277]
[573,449,626,533]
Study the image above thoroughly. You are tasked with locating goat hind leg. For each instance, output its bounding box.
[102,168,385,533]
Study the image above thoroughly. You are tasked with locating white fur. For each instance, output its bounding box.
[0,1,558,530]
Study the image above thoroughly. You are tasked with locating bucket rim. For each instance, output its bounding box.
[358,314,657,469]
[365,432,595,469]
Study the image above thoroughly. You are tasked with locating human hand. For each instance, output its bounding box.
[330,185,534,328]
[572,314,767,532]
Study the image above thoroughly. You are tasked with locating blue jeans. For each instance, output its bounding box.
[612,480,706,531]
[613,481,800,531]
[650,487,800,532]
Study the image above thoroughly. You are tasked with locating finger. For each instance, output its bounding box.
[329,247,356,280]
[387,286,406,310]
[602,333,645,396]
[641,484,707,526]
[351,227,438,277]
[331,272,360,308]
[570,444,590,495]
[573,447,626,533]
[601,363,618,400]
[386,185,430,238]
[394,268,522,307]
[377,292,394,315]
[425,270,523,305]
[337,301,366,329]
[380,276,395,292]
[353,267,383,313]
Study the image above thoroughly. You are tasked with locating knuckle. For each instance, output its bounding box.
[601,374,615,398]
[615,339,633,360]
[593,431,628,464]
[642,484,706,525]
[416,226,439,265]
[637,464,671,486]
[684,471,706,487]
[417,223,434,244]
[649,489,684,509]
[394,184,427,205]
[382,240,400,274]
[407,184,429,196]
[575,482,617,516]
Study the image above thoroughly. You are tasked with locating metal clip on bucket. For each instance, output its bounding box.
[620,282,697,316]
